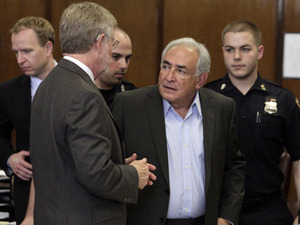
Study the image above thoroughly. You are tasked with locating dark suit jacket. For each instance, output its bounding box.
[112,85,245,225]
[30,58,139,225]
[0,74,31,224]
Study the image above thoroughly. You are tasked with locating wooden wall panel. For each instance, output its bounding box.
[163,0,277,83]
[282,0,300,99]
[284,0,300,30]
[0,0,47,83]
[0,0,298,218]
[50,0,160,87]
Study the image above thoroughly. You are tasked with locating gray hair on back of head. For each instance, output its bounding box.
[60,1,117,54]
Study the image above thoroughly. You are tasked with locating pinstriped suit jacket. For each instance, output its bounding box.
[30,58,138,225]
[112,85,245,225]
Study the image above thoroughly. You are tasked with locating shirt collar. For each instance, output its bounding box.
[30,76,43,88]
[219,72,267,94]
[63,56,95,83]
[251,73,267,92]
[163,92,202,118]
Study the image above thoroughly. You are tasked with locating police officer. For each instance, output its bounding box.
[206,20,300,225]
[95,27,136,109]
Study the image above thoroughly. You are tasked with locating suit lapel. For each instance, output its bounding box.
[199,88,215,195]
[18,75,31,117]
[145,86,170,185]
[144,87,215,189]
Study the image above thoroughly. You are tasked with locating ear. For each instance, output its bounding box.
[44,41,53,56]
[257,45,264,60]
[95,33,106,51]
[196,73,208,89]
[222,46,225,54]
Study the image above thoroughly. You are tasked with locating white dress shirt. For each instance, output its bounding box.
[63,56,95,82]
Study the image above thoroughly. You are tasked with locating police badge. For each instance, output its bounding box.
[264,97,277,114]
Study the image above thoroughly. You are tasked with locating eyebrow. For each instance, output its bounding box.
[162,60,171,65]
[162,60,187,70]
[11,47,32,52]
[177,65,187,70]
[224,44,251,48]
[112,53,133,58]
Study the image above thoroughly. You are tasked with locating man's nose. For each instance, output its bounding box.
[16,53,25,65]
[165,68,176,81]
[233,50,241,60]
[119,58,128,70]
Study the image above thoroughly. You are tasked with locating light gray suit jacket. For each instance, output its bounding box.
[30,58,138,225]
[112,85,245,225]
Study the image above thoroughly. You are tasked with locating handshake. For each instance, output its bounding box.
[126,153,157,189]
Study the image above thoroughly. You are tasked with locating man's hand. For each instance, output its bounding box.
[20,216,33,225]
[292,215,298,225]
[125,153,137,165]
[20,179,35,225]
[217,218,230,225]
[146,162,156,186]
[8,150,32,181]
[130,158,156,189]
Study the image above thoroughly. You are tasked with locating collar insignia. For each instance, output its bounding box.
[221,83,226,90]
[260,84,266,91]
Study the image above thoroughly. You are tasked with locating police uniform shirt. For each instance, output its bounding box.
[205,73,300,198]
[99,80,137,108]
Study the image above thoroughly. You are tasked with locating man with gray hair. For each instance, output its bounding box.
[112,37,245,225]
[21,2,155,225]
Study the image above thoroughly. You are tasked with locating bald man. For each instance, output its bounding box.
[95,27,136,108]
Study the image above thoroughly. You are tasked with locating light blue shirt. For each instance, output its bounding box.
[30,76,43,101]
[30,60,57,101]
[163,93,205,219]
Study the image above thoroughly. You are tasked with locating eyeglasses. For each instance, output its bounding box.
[96,33,119,50]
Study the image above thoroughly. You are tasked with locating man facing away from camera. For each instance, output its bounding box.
[21,2,156,225]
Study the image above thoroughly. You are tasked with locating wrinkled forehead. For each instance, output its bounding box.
[165,45,197,60]
[163,46,198,70]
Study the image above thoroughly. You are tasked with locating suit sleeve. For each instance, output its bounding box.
[219,99,245,224]
[65,91,138,203]
[110,93,124,138]
[0,93,15,172]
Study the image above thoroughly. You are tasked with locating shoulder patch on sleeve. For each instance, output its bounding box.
[296,98,300,109]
